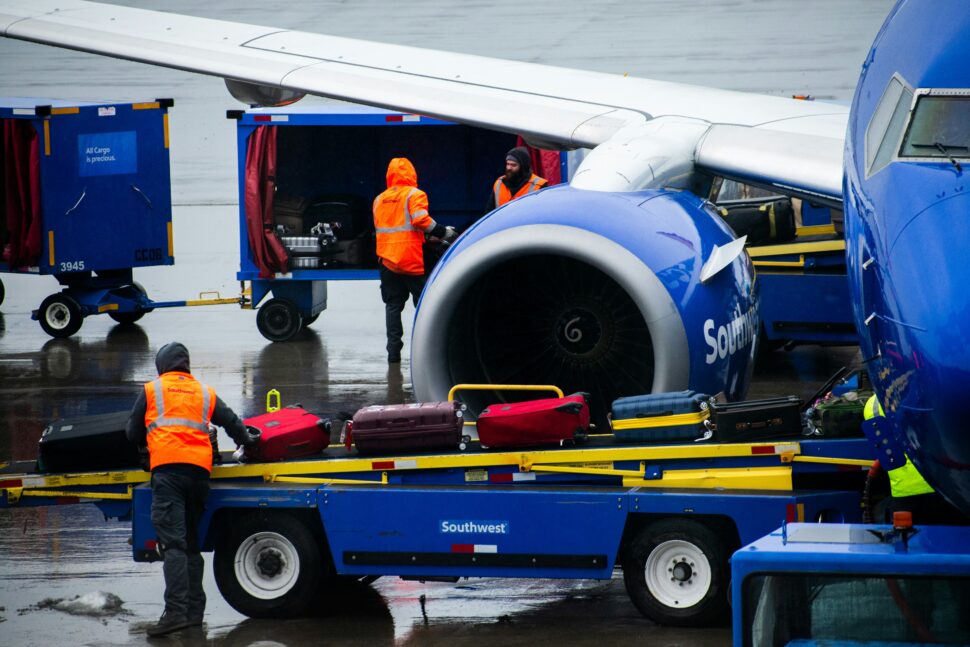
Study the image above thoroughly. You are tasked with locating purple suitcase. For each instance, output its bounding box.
[350,402,465,455]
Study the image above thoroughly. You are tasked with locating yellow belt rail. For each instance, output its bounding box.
[747,239,846,258]
[1,439,875,503]
[609,409,709,430]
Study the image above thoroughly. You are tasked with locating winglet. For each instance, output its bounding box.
[700,236,747,283]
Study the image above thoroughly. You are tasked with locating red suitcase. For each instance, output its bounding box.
[350,402,465,455]
[476,393,590,449]
[243,406,331,462]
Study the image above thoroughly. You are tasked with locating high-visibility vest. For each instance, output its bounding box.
[492,173,548,208]
[864,395,935,497]
[144,372,215,472]
[373,158,436,275]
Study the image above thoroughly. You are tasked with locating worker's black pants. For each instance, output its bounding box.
[151,471,210,620]
[379,264,426,358]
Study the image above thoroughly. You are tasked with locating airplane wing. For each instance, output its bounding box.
[0,0,846,203]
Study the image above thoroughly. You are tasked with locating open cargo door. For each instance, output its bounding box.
[2,119,42,268]
[244,125,289,278]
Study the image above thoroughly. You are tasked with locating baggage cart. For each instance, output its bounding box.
[229,105,567,342]
[0,98,241,337]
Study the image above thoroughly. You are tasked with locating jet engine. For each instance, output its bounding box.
[412,185,760,422]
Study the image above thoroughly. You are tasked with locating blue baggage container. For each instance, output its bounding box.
[1,97,174,337]
[610,391,712,443]
[0,98,173,277]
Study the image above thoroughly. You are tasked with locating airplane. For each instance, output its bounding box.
[1,0,967,516]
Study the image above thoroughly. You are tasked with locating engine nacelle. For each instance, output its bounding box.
[225,79,306,107]
[412,185,759,421]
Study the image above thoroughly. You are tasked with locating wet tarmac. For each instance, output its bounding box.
[0,0,890,644]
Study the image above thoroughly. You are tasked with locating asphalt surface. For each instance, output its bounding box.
[0,0,889,644]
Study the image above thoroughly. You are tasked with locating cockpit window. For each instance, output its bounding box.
[865,75,913,177]
[899,93,970,160]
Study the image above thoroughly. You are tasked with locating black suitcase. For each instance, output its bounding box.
[305,194,371,240]
[709,396,803,442]
[333,236,377,268]
[719,199,796,246]
[38,411,141,473]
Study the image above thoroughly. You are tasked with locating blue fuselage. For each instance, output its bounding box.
[845,0,970,513]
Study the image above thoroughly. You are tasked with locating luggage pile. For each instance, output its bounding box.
[37,378,863,472]
[274,193,377,269]
[608,391,805,444]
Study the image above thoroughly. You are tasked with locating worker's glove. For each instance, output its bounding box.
[243,425,262,446]
[138,445,151,472]
[443,226,458,243]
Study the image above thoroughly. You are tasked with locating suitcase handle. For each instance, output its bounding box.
[448,383,564,402]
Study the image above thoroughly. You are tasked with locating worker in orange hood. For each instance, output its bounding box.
[373,157,455,363]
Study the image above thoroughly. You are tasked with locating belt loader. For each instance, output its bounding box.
[0,394,875,629]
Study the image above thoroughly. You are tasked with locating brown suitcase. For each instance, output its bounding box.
[350,402,466,455]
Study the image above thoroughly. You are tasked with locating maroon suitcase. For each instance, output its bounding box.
[350,402,465,455]
[243,406,331,462]
[476,393,590,449]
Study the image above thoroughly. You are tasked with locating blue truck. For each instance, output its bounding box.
[0,395,875,628]
[731,521,970,646]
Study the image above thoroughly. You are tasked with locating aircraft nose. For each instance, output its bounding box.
[880,191,970,515]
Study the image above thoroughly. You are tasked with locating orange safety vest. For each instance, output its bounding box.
[373,158,437,275]
[492,173,548,208]
[144,372,216,472]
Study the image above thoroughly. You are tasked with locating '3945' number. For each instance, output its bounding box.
[58,260,86,272]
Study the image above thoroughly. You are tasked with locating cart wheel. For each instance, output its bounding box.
[257,298,304,342]
[38,293,84,338]
[108,282,151,324]
[622,518,730,626]
[109,310,145,325]
[214,512,326,618]
[302,313,320,328]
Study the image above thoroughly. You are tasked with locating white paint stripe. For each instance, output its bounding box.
[22,477,47,488]
[270,115,289,122]
[12,108,35,115]
[512,473,536,481]
[394,460,418,469]
[775,443,799,454]
[474,545,498,553]
[401,115,420,122]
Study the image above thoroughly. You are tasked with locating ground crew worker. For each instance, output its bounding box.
[373,157,455,363]
[485,146,548,212]
[864,394,967,525]
[126,342,256,637]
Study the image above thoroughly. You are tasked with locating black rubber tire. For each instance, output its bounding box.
[0,278,5,307]
[301,313,320,328]
[108,310,145,324]
[38,293,84,338]
[622,518,730,626]
[257,298,303,342]
[214,512,326,619]
[108,281,151,324]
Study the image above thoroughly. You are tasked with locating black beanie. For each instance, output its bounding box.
[506,146,531,173]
